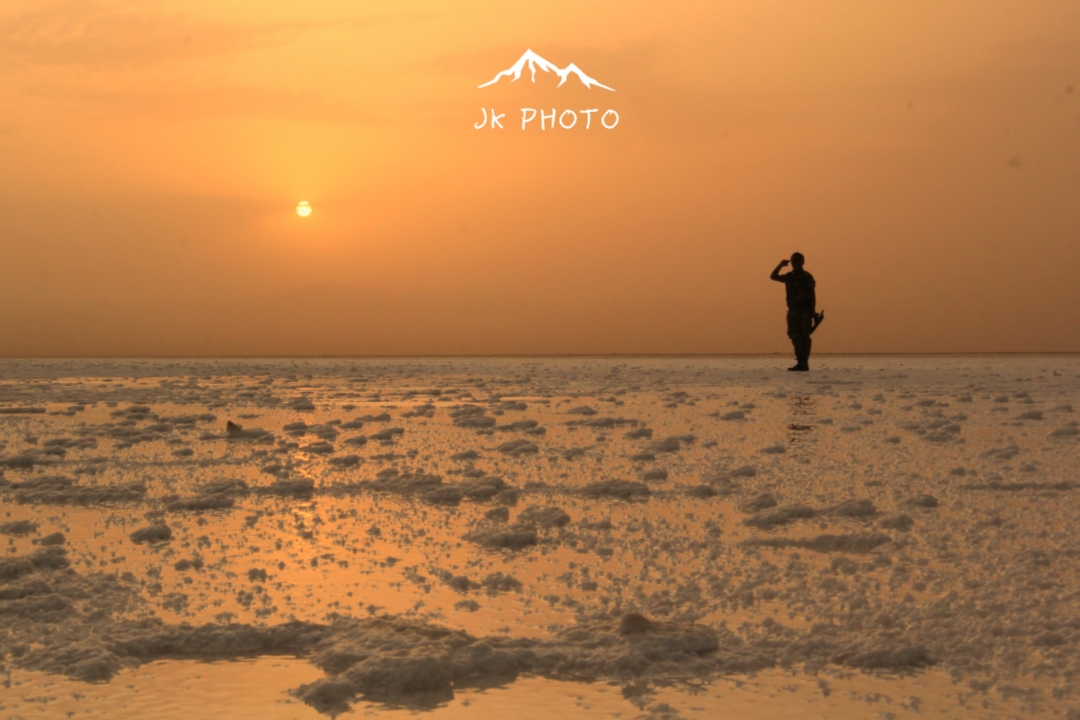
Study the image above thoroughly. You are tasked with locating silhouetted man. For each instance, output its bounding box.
[770,253,822,371]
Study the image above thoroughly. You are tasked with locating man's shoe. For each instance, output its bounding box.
[787,365,802,371]
[793,364,809,372]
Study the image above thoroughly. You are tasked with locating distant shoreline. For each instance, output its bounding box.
[1,353,1078,361]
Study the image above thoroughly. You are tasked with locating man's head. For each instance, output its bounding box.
[790,252,805,269]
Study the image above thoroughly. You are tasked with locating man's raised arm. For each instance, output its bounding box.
[770,259,789,282]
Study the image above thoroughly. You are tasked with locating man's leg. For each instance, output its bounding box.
[788,312,812,371]
[786,314,801,370]
[795,336,811,370]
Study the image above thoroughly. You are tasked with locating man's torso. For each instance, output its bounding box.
[783,270,815,311]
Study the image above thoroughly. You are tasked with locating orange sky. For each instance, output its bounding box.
[1,0,1078,356]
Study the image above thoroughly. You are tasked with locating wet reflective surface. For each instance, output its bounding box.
[1,356,1078,718]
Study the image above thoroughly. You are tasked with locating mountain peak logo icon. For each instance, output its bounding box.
[478,49,615,91]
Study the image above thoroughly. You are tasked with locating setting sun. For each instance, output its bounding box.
[296,201,312,217]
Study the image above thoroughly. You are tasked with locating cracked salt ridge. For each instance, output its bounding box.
[2,356,1080,716]
[0,545,931,715]
[5,664,1035,720]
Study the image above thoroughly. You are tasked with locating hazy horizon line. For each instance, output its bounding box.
[1,352,1078,361]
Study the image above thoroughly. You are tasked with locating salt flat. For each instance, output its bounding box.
[0,355,1077,719]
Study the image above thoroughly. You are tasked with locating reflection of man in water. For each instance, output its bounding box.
[770,252,823,371]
